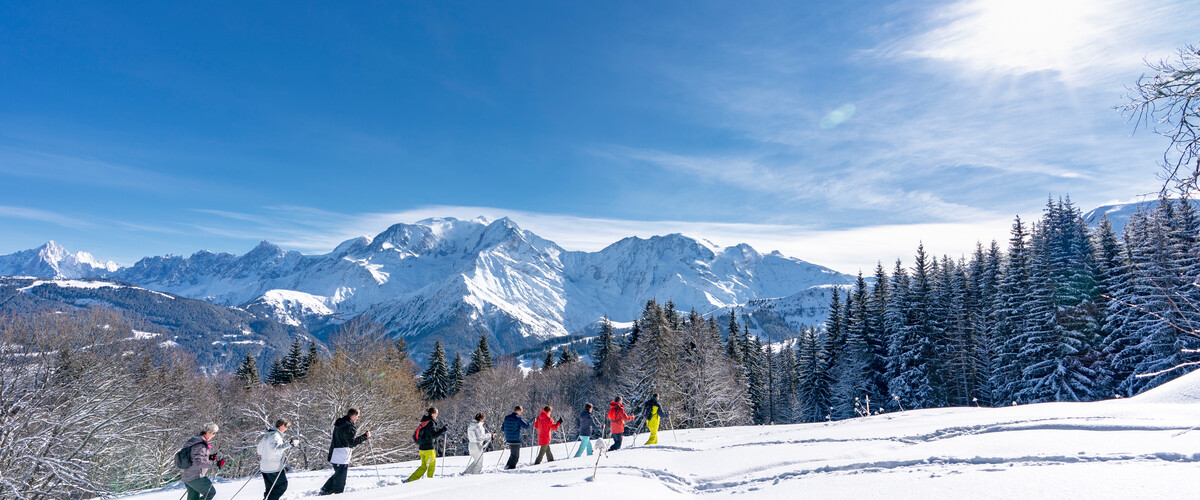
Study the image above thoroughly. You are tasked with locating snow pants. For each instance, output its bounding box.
[261,470,287,500]
[574,436,593,457]
[505,442,521,469]
[407,449,437,482]
[465,448,485,474]
[608,433,623,451]
[534,444,555,464]
[645,414,661,445]
[185,478,215,500]
[319,464,348,494]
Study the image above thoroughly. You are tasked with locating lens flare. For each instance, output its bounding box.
[820,104,856,129]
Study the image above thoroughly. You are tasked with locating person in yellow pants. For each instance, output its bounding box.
[407,449,437,482]
[642,393,669,445]
[406,407,447,483]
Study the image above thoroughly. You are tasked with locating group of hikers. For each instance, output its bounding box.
[175,394,670,499]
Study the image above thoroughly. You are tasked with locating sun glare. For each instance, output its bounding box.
[914,0,1119,78]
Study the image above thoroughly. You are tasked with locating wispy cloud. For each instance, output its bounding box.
[0,205,91,228]
[606,0,1188,227]
[0,146,187,192]
[886,0,1200,86]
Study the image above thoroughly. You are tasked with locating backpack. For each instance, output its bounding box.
[412,420,430,443]
[174,442,198,469]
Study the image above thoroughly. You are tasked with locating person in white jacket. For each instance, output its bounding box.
[463,413,493,474]
[257,418,298,500]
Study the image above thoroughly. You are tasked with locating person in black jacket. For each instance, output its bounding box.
[405,407,448,482]
[318,408,371,496]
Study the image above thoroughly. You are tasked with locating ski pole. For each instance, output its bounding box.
[630,420,645,448]
[669,414,678,443]
[1173,425,1200,437]
[227,471,257,500]
[261,448,292,500]
[436,434,446,477]
[368,437,383,486]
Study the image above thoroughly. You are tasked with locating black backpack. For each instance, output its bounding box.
[174,442,199,469]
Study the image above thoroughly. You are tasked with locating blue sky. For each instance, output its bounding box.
[1,0,1197,272]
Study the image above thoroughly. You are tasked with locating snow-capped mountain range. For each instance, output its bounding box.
[0,241,120,279]
[0,217,855,357]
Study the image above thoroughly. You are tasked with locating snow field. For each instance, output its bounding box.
[119,372,1200,499]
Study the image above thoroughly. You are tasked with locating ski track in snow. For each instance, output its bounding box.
[116,373,1200,499]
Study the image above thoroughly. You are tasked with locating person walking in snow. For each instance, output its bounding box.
[318,408,371,496]
[464,412,493,475]
[574,403,596,457]
[533,405,563,464]
[501,405,531,470]
[180,422,224,500]
[406,407,449,482]
[257,418,298,500]
[642,393,670,445]
[606,397,635,451]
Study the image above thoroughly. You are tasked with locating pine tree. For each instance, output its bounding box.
[593,316,619,376]
[235,353,260,388]
[624,321,641,350]
[277,338,305,384]
[418,340,452,400]
[448,353,465,397]
[393,338,410,365]
[1092,215,1124,397]
[302,342,320,377]
[725,310,743,364]
[542,350,556,371]
[466,333,494,376]
[993,216,1031,404]
[558,348,579,365]
[796,326,834,422]
[884,260,911,411]
[268,357,287,385]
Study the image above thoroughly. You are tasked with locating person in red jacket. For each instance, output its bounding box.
[606,396,635,451]
[533,405,563,464]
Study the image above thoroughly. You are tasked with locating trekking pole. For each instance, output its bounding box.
[1173,425,1200,437]
[494,439,506,468]
[630,420,646,448]
[560,428,571,458]
[669,414,678,443]
[436,434,446,477]
[227,471,258,500]
[261,448,293,500]
[368,438,384,486]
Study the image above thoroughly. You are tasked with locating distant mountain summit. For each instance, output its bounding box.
[0,217,856,358]
[0,241,119,279]
[1083,199,1200,234]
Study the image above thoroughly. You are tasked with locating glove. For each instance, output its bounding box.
[208,454,217,461]
[217,459,226,468]
[290,439,299,447]
[556,417,563,424]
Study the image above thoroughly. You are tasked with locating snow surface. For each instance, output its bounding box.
[119,371,1200,499]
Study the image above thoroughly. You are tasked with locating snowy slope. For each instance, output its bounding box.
[0,241,119,279]
[119,371,1200,499]
[111,217,855,357]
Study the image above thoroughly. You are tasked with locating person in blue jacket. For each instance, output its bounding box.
[574,403,596,457]
[500,405,531,469]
